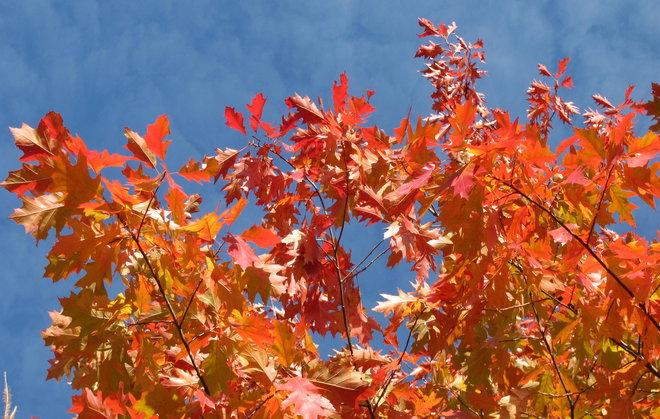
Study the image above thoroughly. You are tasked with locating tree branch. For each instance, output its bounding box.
[492,175,660,333]
[585,164,615,247]
[527,288,575,415]
[609,338,660,380]
[180,275,205,327]
[111,183,211,396]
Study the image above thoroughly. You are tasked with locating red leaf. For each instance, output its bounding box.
[345,95,375,125]
[451,164,476,198]
[11,112,69,162]
[178,158,213,183]
[555,57,570,78]
[2,163,52,196]
[258,120,277,137]
[562,167,590,185]
[373,289,417,317]
[624,85,635,102]
[548,225,577,244]
[592,94,614,109]
[641,82,660,132]
[38,111,70,145]
[65,136,130,173]
[224,107,246,135]
[246,93,267,133]
[538,63,552,77]
[561,75,574,89]
[285,94,324,124]
[417,18,442,38]
[274,112,300,137]
[178,149,240,184]
[396,163,435,195]
[224,233,260,269]
[332,73,349,113]
[10,193,66,240]
[211,148,241,182]
[220,196,247,226]
[143,115,171,160]
[394,107,412,144]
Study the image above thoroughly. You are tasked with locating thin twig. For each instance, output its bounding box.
[246,393,275,418]
[180,276,205,326]
[126,320,175,327]
[347,239,385,276]
[119,214,211,395]
[329,145,356,353]
[631,371,652,398]
[609,338,660,379]
[348,248,389,279]
[521,266,575,416]
[448,388,481,417]
[129,171,167,243]
[529,291,575,415]
[271,143,376,415]
[540,291,577,315]
[372,309,425,411]
[585,164,615,247]
[484,298,549,312]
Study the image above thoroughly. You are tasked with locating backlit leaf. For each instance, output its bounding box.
[224,107,246,135]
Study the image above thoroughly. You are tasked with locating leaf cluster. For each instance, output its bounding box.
[3,18,660,418]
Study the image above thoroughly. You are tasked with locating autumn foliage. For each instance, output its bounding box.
[4,19,660,418]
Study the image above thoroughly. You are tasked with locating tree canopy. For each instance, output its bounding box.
[3,18,660,418]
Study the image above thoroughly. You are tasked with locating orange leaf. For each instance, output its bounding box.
[10,192,66,241]
[224,107,246,135]
[183,212,225,242]
[124,127,157,169]
[241,225,281,248]
[143,115,171,160]
[165,186,187,225]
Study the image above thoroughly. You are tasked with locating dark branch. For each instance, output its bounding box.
[492,175,660,333]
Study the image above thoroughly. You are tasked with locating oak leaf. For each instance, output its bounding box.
[276,376,335,419]
[224,106,246,135]
[143,115,171,160]
[124,127,157,169]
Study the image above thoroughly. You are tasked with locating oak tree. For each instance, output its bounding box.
[4,19,660,418]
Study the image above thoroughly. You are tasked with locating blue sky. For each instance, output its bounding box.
[0,1,658,416]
